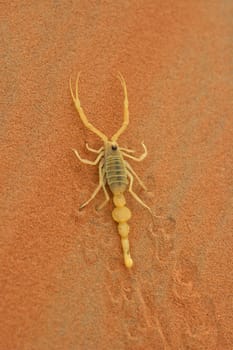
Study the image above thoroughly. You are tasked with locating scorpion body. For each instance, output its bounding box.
[70,72,152,268]
[105,142,128,194]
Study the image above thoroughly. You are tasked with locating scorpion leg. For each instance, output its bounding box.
[111,72,129,142]
[79,159,105,209]
[120,147,135,153]
[125,160,147,190]
[96,172,110,210]
[85,143,104,154]
[72,149,104,165]
[127,170,152,213]
[122,142,147,162]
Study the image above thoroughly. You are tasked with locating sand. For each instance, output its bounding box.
[1,1,232,349]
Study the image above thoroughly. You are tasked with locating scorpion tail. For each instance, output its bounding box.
[112,194,133,268]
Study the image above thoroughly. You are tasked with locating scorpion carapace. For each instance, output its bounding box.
[70,72,152,268]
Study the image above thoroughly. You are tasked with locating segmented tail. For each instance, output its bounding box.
[112,194,133,268]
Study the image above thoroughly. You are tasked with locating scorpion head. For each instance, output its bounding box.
[104,140,120,156]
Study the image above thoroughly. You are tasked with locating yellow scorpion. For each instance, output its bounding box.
[70,72,152,268]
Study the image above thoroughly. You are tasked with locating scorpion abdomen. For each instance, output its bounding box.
[105,154,128,194]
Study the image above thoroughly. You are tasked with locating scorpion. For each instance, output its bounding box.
[70,72,153,268]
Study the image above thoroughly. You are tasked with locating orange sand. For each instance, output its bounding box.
[1,1,232,349]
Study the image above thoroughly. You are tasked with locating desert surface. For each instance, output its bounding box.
[1,1,232,349]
